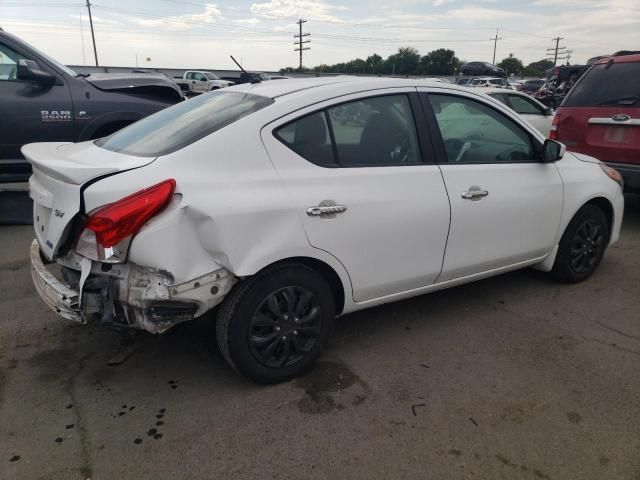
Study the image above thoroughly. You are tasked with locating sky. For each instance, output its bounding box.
[1,0,639,71]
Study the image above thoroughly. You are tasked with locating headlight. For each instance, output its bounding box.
[600,164,623,189]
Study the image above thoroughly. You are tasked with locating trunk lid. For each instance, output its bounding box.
[555,106,640,164]
[23,141,156,260]
[556,56,640,164]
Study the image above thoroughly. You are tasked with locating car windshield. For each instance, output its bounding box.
[96,91,274,157]
[563,62,640,107]
[204,72,220,80]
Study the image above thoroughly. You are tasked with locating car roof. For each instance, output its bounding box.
[227,76,450,99]
[480,87,520,93]
[594,53,640,64]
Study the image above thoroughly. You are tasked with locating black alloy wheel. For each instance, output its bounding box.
[551,204,609,283]
[248,286,321,368]
[216,263,335,383]
[569,219,605,274]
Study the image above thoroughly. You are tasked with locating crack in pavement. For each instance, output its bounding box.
[63,351,95,479]
[594,319,640,342]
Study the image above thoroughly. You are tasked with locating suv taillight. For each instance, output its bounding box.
[550,114,560,140]
[76,179,176,263]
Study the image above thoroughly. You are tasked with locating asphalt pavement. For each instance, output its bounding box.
[1,196,639,480]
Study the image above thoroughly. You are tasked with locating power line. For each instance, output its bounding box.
[294,19,310,70]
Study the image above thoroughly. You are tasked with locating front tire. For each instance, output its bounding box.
[551,205,609,283]
[216,264,335,384]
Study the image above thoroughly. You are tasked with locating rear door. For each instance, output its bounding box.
[419,89,563,281]
[558,58,640,164]
[0,39,73,185]
[262,90,451,302]
[506,93,552,135]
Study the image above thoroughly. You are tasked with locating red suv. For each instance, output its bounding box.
[551,53,640,192]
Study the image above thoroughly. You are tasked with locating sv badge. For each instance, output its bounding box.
[54,209,65,218]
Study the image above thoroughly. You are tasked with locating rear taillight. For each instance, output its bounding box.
[76,179,176,263]
[549,114,560,140]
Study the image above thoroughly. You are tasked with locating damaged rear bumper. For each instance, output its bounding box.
[30,239,236,333]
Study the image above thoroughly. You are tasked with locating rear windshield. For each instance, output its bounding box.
[96,91,273,157]
[563,62,640,107]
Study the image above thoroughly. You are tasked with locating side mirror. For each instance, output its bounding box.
[17,59,56,86]
[544,107,554,116]
[542,139,565,162]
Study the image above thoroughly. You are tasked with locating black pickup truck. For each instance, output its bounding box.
[0,28,183,187]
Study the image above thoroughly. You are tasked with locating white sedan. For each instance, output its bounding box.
[480,87,555,136]
[25,77,624,383]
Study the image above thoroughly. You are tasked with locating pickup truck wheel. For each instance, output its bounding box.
[551,205,609,283]
[216,264,335,384]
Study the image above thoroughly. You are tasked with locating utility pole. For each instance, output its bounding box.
[294,19,310,71]
[85,0,99,66]
[563,49,573,65]
[79,12,86,65]
[546,36,565,67]
[491,28,502,65]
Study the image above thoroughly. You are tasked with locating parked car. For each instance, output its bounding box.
[508,79,526,91]
[468,77,512,89]
[481,88,554,135]
[174,71,234,95]
[455,77,475,86]
[0,28,183,189]
[552,52,640,192]
[461,62,505,77]
[520,79,546,94]
[26,78,623,383]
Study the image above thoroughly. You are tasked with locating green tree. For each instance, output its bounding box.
[523,59,554,77]
[497,54,524,76]
[420,48,459,75]
[366,53,385,74]
[385,47,421,75]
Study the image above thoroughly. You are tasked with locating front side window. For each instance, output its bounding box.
[275,95,421,167]
[97,91,273,157]
[0,43,20,81]
[194,73,206,81]
[509,95,543,115]
[429,94,537,164]
[204,72,220,80]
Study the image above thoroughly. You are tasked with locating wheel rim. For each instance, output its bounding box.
[569,219,605,274]
[248,286,321,368]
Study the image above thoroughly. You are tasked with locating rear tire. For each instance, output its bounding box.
[551,205,609,283]
[216,264,335,384]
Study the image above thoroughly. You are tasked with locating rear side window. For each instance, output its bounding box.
[275,112,335,167]
[96,92,273,157]
[509,95,543,115]
[563,62,640,107]
[275,94,421,167]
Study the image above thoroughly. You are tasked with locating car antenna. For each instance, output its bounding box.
[230,55,260,84]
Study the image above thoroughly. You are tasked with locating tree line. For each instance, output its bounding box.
[280,47,555,78]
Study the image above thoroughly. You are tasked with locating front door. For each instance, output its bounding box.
[262,90,451,302]
[419,90,563,281]
[0,40,73,184]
